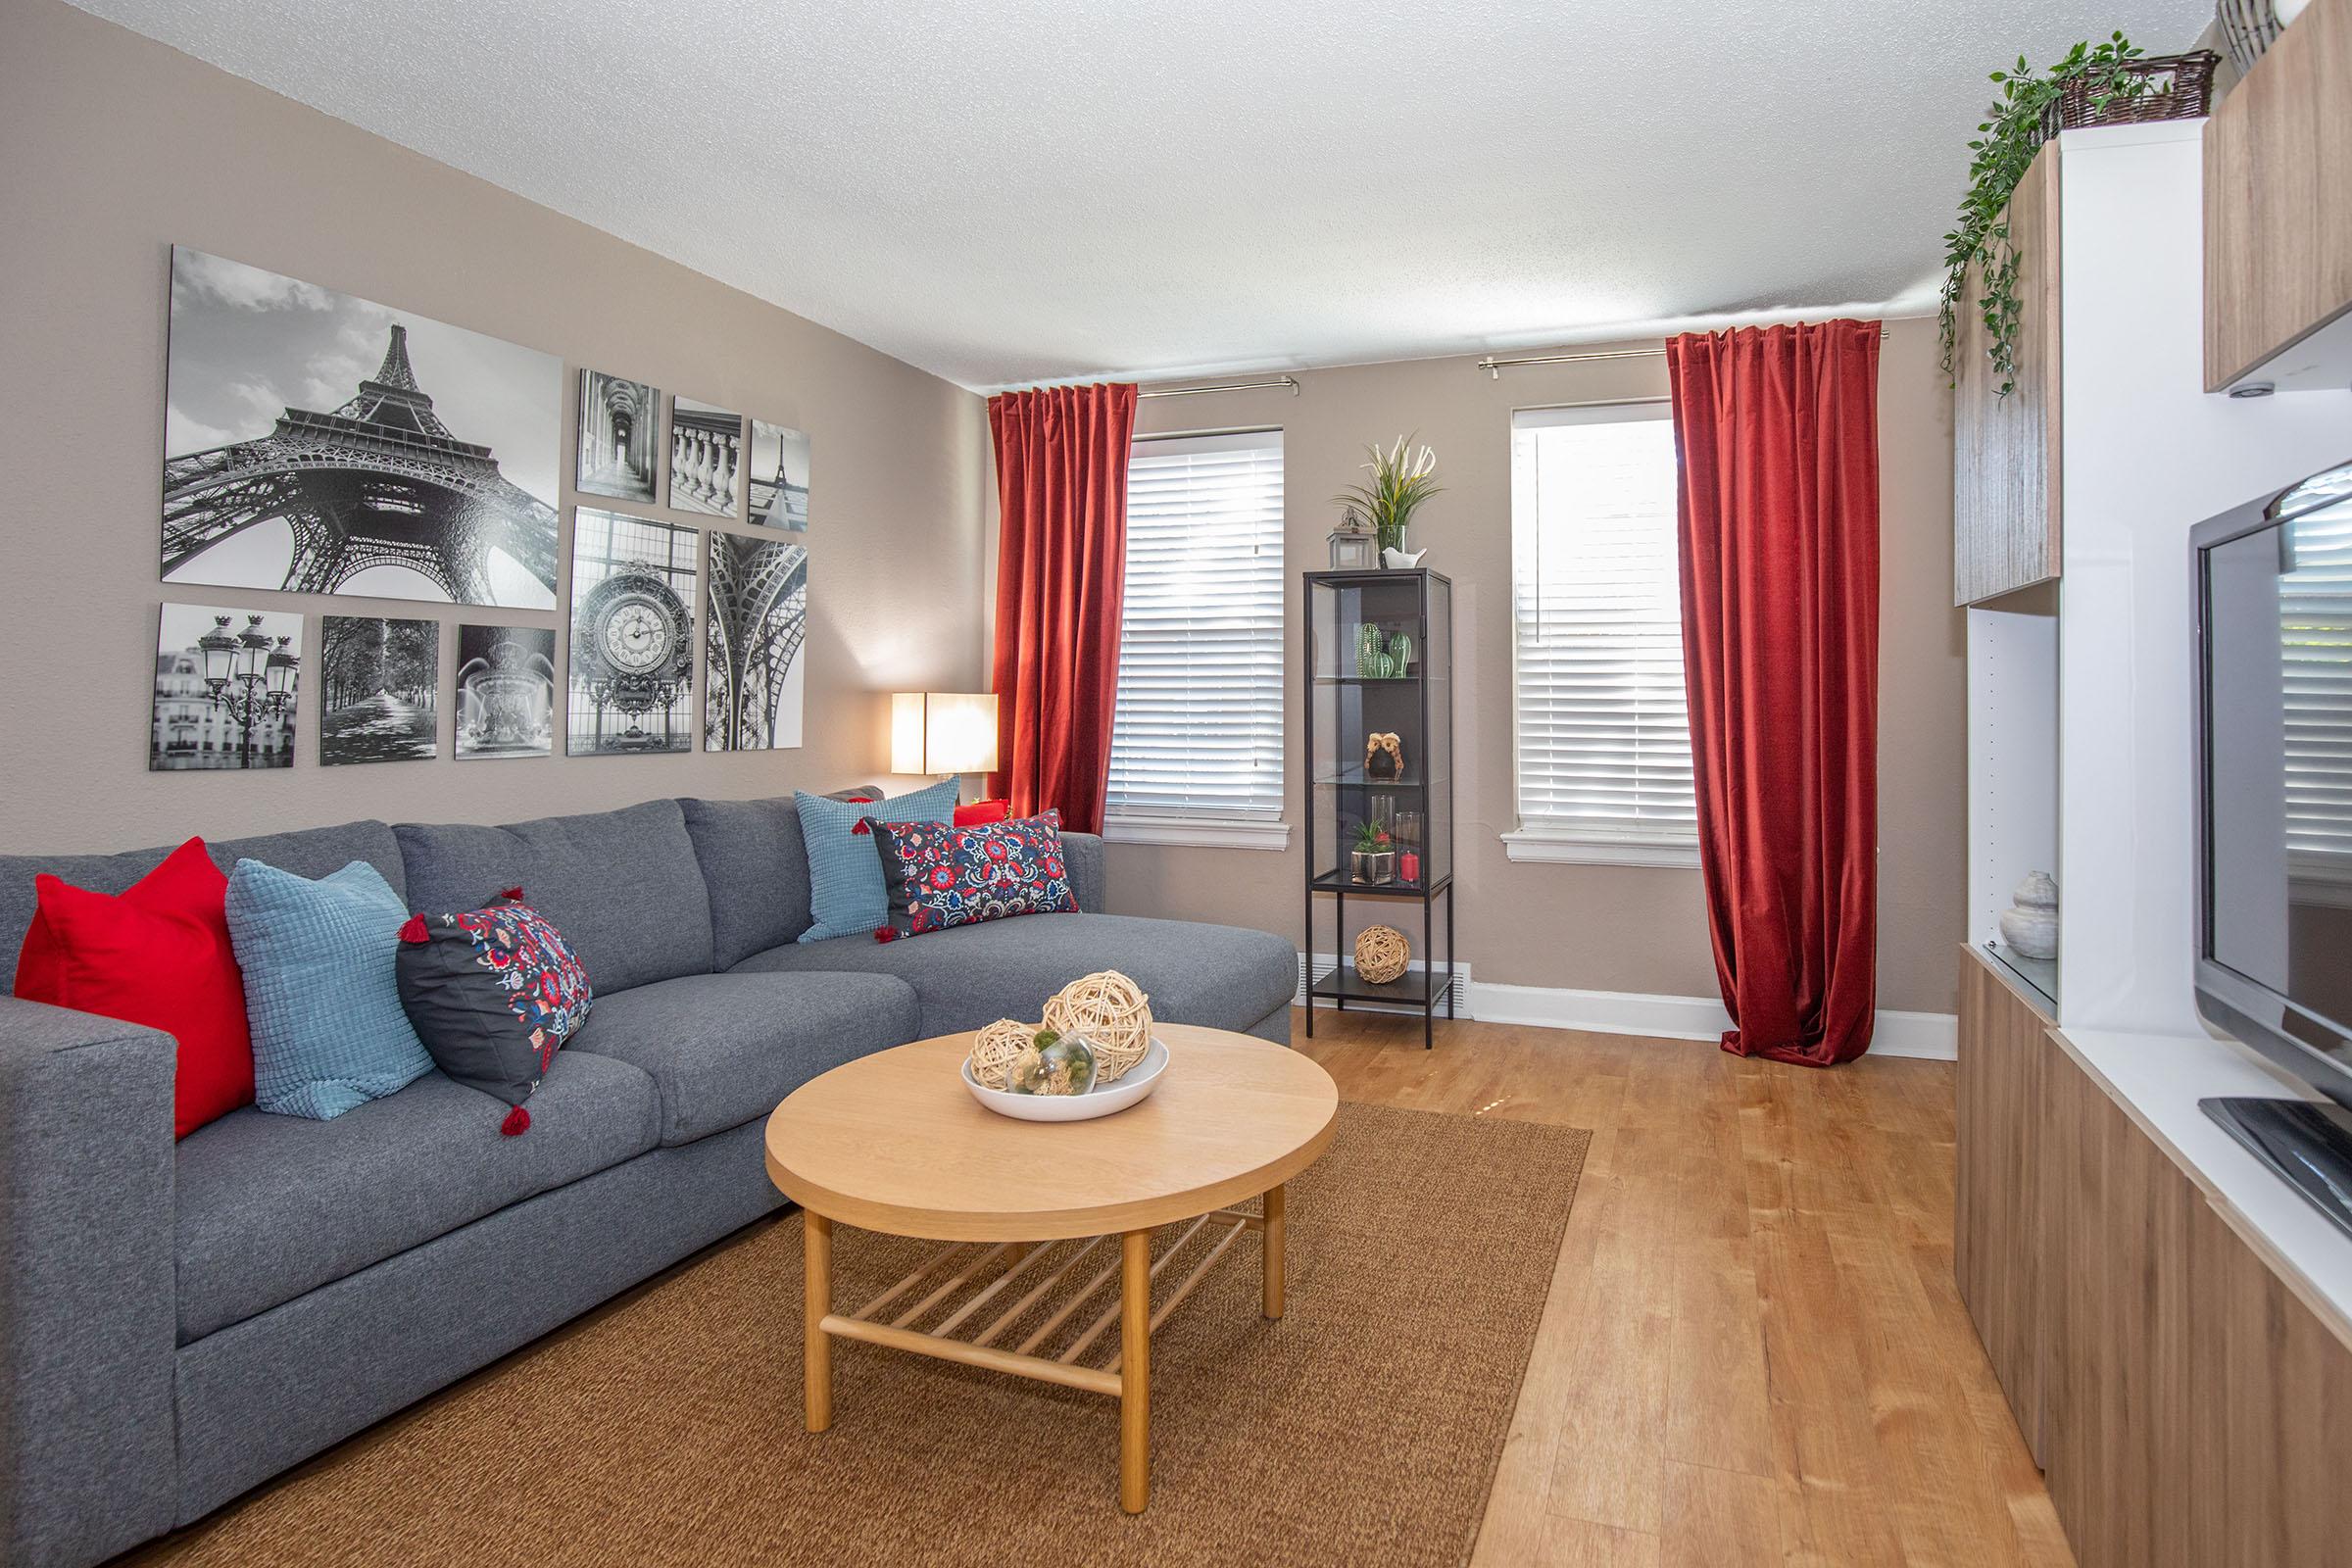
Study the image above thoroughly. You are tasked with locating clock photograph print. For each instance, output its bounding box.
[162,247,562,610]
[667,396,744,519]
[567,508,697,756]
[706,533,806,752]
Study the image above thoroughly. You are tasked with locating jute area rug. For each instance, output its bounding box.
[128,1102,1589,1568]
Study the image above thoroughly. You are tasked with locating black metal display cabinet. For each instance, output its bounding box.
[1301,568,1455,1048]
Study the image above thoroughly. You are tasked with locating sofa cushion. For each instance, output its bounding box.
[795,779,959,943]
[870,809,1079,940]
[173,1049,661,1343]
[396,894,595,1129]
[731,913,1298,1039]
[565,970,919,1147]
[0,818,405,968]
[679,796,817,966]
[395,800,713,992]
[679,788,892,967]
[14,838,253,1138]
[227,858,434,1121]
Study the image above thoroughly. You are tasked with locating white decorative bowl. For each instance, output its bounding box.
[960,1036,1169,1122]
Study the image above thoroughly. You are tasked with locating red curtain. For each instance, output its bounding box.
[986,382,1138,835]
[1666,321,1882,1067]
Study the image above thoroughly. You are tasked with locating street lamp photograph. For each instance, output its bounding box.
[151,603,303,771]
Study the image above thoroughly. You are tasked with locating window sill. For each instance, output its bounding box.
[1102,815,1292,851]
[1500,829,1700,868]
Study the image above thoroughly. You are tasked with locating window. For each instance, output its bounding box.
[1505,403,1697,865]
[1105,429,1289,848]
[2283,499,2352,892]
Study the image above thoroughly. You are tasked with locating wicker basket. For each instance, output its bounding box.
[2037,52,2218,142]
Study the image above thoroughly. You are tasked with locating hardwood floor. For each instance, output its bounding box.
[1293,1006,2072,1568]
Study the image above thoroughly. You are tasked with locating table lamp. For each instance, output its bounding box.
[890,692,1000,796]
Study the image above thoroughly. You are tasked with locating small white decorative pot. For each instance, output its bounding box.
[1998,870,2060,960]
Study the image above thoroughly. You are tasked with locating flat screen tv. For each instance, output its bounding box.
[2193,456,2352,1239]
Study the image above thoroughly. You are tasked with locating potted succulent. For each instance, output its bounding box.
[1333,435,1441,564]
[1350,820,1396,886]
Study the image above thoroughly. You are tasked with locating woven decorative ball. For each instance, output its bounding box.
[968,1018,1038,1091]
[1354,924,1409,985]
[1041,970,1153,1083]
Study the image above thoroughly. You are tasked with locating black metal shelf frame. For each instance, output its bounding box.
[1301,568,1456,1050]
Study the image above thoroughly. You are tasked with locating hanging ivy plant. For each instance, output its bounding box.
[1941,33,2150,395]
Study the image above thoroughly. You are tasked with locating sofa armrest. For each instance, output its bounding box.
[1061,832,1106,914]
[0,998,178,1567]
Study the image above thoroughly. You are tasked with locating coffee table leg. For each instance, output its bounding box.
[1263,1183,1287,1320]
[1120,1228,1152,1513]
[805,1208,833,1434]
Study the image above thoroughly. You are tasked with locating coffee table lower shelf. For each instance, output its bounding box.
[801,1187,1288,1514]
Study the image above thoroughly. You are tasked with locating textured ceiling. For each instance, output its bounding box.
[68,0,2217,390]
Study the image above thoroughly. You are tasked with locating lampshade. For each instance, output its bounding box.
[890,691,999,775]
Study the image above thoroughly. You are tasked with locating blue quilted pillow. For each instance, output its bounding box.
[225,858,434,1120]
[793,778,959,943]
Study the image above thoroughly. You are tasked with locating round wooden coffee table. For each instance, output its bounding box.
[763,1022,1339,1513]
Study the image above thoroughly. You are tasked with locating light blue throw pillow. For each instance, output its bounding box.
[795,778,960,943]
[225,858,434,1120]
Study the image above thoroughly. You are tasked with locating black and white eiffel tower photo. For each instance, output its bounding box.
[161,247,564,611]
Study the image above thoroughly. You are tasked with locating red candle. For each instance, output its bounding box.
[1399,850,1420,884]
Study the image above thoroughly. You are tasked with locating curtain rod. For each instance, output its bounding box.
[1479,329,1892,379]
[1138,375,1300,400]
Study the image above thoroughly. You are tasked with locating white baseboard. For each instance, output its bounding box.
[1424,976,1958,1061]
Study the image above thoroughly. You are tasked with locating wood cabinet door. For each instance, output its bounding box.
[2205,0,2352,390]
[1953,946,2053,1464]
[2040,1042,2202,1568]
[1953,141,2063,607]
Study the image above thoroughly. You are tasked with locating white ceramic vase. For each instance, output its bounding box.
[1998,870,2060,960]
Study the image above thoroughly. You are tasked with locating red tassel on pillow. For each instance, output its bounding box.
[873,927,896,944]
[501,1103,530,1136]
[499,886,525,903]
[852,818,872,836]
[398,914,428,944]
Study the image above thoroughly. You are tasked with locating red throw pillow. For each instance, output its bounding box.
[14,838,254,1138]
[954,799,1011,828]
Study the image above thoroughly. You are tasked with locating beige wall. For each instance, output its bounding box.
[0,0,988,856]
[1108,319,1966,1013]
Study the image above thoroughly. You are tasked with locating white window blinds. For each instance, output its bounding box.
[1107,430,1286,821]
[1509,403,1696,847]
[2283,501,2352,866]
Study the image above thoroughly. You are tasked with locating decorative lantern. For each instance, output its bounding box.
[1328,506,1377,569]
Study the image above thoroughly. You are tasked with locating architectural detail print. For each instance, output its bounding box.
[456,624,558,760]
[161,248,563,610]
[705,532,807,752]
[567,508,697,756]
[576,369,661,504]
[151,603,303,772]
[748,418,810,531]
[318,616,439,765]
[668,396,744,518]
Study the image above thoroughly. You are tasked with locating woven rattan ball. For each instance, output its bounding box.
[968,1018,1038,1091]
[1041,970,1153,1083]
[1354,925,1410,986]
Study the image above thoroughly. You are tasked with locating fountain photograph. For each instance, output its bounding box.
[456,624,557,760]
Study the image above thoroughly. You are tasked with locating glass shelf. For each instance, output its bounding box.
[1314,768,1428,787]
[1308,871,1452,900]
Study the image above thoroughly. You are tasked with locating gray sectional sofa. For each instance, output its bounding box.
[0,794,1296,1568]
